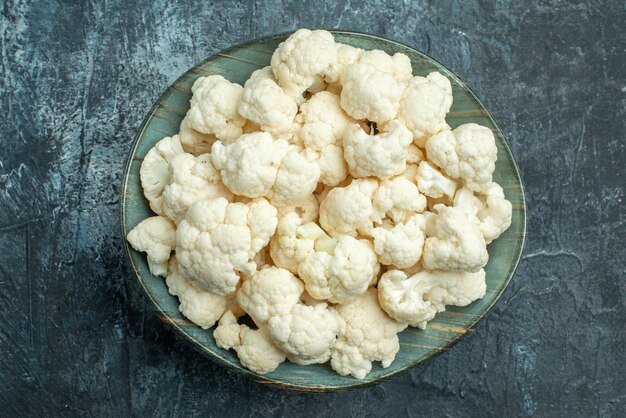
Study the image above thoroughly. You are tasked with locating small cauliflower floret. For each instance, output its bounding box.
[378,269,486,328]
[298,235,379,304]
[319,178,379,237]
[237,266,304,324]
[271,29,338,100]
[406,144,425,165]
[211,132,289,198]
[267,302,340,365]
[425,123,497,192]
[267,147,321,207]
[357,49,413,82]
[331,288,407,379]
[213,310,241,350]
[343,120,413,179]
[455,183,512,244]
[325,43,363,84]
[176,197,278,295]
[140,135,185,215]
[317,145,349,186]
[371,214,426,269]
[161,153,233,224]
[422,204,488,272]
[340,63,403,123]
[415,161,457,199]
[179,115,216,155]
[165,256,226,329]
[237,325,286,374]
[238,67,298,135]
[397,72,453,147]
[277,194,319,223]
[126,216,176,277]
[373,176,427,224]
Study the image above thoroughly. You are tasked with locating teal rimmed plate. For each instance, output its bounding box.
[121,31,527,392]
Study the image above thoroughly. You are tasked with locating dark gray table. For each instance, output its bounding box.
[1,1,624,416]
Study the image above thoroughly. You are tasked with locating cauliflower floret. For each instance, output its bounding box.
[238,67,298,135]
[406,144,425,165]
[317,145,349,186]
[298,235,379,304]
[371,214,426,269]
[343,120,413,179]
[237,325,286,374]
[422,204,488,272]
[340,63,403,123]
[267,147,321,207]
[161,153,233,224]
[415,161,457,199]
[211,132,289,198]
[179,115,216,155]
[373,176,427,224]
[213,310,241,350]
[378,269,486,328]
[455,184,512,244]
[126,216,176,277]
[357,49,413,82]
[267,303,340,365]
[176,197,278,295]
[331,288,407,379]
[237,266,304,324]
[319,178,379,237]
[425,123,497,192]
[165,256,227,329]
[277,194,319,223]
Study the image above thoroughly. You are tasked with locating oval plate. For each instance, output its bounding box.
[121,31,527,392]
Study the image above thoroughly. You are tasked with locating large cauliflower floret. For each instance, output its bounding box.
[373,176,427,224]
[211,132,289,198]
[397,72,453,147]
[357,49,413,82]
[371,214,426,269]
[140,135,185,215]
[343,120,413,179]
[426,123,498,193]
[165,256,227,329]
[422,204,488,272]
[271,29,338,100]
[238,67,298,135]
[161,153,233,224]
[298,235,379,304]
[415,161,457,199]
[176,197,278,295]
[378,269,486,328]
[455,184,512,244]
[267,302,340,365]
[126,216,176,277]
[331,288,407,379]
[319,178,379,237]
[340,63,403,123]
[267,147,321,207]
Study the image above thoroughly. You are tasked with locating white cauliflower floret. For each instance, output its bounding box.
[397,72,453,147]
[422,204,488,272]
[331,288,407,379]
[126,216,176,277]
[238,67,298,135]
[415,161,457,199]
[236,266,304,324]
[373,176,427,224]
[298,235,379,304]
[213,310,241,350]
[357,49,413,82]
[425,123,497,192]
[176,197,278,295]
[455,184,512,244]
[343,120,413,179]
[161,153,233,224]
[340,63,403,123]
[319,178,379,237]
[406,144,425,165]
[378,269,486,328]
[325,43,363,83]
[371,214,426,269]
[165,256,226,329]
[277,194,319,223]
[211,132,289,198]
[267,303,340,365]
[267,147,320,207]
[237,325,286,374]
[179,115,216,155]
[317,145,349,186]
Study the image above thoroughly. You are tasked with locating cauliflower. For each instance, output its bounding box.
[397,72,453,147]
[371,214,426,269]
[317,145,349,186]
[161,153,233,224]
[277,194,319,223]
[179,115,216,155]
[267,302,340,365]
[126,216,176,277]
[373,176,427,224]
[415,161,457,199]
[357,49,413,82]
[343,120,413,179]
[319,178,379,237]
[340,63,403,123]
[267,147,320,207]
[213,310,241,350]
[422,204,488,272]
[425,123,497,192]
[331,288,407,379]
[238,67,298,135]
[176,197,278,295]
[165,256,226,329]
[455,183,512,244]
[325,43,363,84]
[139,135,185,215]
[298,235,379,304]
[211,132,289,198]
[378,269,486,328]
[237,325,286,374]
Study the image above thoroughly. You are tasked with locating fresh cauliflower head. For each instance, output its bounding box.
[126,216,176,277]
[373,176,427,224]
[343,120,413,179]
[422,204,488,272]
[267,147,321,207]
[298,235,379,304]
[176,197,278,295]
[357,49,413,82]
[425,123,497,193]
[319,178,379,237]
[378,269,486,328]
[331,288,407,379]
[415,161,457,199]
[455,184,512,244]
[371,214,426,269]
[397,72,453,147]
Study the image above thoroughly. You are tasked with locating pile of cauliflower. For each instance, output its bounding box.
[126,29,512,380]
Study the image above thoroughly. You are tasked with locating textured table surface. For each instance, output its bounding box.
[1,1,624,416]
